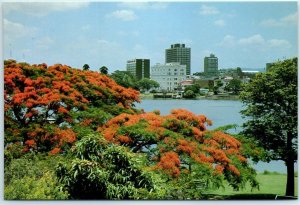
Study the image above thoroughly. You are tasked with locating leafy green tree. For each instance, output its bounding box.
[213,80,223,94]
[240,58,297,196]
[100,66,108,75]
[5,172,69,200]
[4,153,69,199]
[236,67,243,78]
[110,70,138,88]
[184,84,200,94]
[83,64,90,71]
[136,78,159,92]
[183,90,196,98]
[56,134,163,199]
[225,79,242,94]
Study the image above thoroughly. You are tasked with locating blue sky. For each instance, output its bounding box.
[3,1,298,73]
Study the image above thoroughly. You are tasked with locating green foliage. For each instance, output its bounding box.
[56,134,162,199]
[240,57,297,196]
[4,153,69,199]
[83,64,90,71]
[183,90,196,98]
[165,163,224,199]
[70,107,112,131]
[225,79,242,94]
[263,170,280,175]
[236,67,243,78]
[184,84,200,94]
[4,142,24,163]
[110,70,138,88]
[5,172,69,200]
[240,58,297,162]
[100,66,108,74]
[136,78,159,92]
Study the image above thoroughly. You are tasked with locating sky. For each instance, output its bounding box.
[2,1,298,73]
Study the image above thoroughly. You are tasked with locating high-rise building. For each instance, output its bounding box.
[126,59,150,80]
[204,54,218,74]
[151,62,186,91]
[165,43,191,76]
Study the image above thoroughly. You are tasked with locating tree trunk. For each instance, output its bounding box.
[285,158,294,196]
[285,131,295,196]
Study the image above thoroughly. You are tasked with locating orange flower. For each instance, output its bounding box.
[25,139,36,147]
[215,164,224,174]
[228,165,240,176]
[49,147,61,155]
[118,135,132,143]
[58,106,69,114]
[157,151,181,177]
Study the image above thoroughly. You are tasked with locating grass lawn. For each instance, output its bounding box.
[206,173,298,199]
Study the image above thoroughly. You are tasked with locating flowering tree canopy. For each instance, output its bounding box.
[4,60,139,155]
[5,59,260,199]
[99,109,259,191]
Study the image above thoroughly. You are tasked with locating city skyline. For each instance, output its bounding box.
[3,1,298,73]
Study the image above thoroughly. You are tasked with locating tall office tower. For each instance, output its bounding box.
[204,54,218,74]
[165,43,191,75]
[126,59,150,80]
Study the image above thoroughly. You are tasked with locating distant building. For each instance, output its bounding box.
[151,62,186,91]
[126,59,150,80]
[204,54,218,75]
[179,79,194,91]
[165,43,191,76]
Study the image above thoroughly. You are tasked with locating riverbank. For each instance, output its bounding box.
[140,93,240,100]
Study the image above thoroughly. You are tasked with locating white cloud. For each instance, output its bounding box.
[3,2,90,17]
[218,35,236,47]
[118,2,168,10]
[199,5,219,15]
[238,34,265,46]
[4,18,37,40]
[219,34,292,50]
[260,19,279,27]
[281,12,298,24]
[260,12,297,27]
[267,39,291,49]
[214,19,225,27]
[106,10,137,21]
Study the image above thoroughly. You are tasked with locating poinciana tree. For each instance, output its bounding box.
[97,109,260,198]
[4,60,139,156]
[5,59,262,199]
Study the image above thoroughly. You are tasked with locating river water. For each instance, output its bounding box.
[135,99,297,173]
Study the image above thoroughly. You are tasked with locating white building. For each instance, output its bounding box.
[151,62,187,91]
